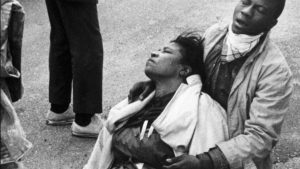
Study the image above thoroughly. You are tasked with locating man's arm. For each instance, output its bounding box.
[216,62,293,168]
[163,60,293,169]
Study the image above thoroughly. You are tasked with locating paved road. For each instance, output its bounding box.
[15,0,300,168]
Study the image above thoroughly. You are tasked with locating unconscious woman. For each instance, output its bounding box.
[83,32,229,169]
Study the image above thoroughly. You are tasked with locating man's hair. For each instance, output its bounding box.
[273,0,286,19]
[171,31,206,82]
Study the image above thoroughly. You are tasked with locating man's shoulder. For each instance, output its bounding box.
[262,41,290,67]
[259,40,292,77]
[203,22,228,39]
[202,22,229,61]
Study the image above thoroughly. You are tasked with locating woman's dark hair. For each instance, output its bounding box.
[171,31,206,83]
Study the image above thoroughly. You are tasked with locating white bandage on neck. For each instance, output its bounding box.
[226,23,263,56]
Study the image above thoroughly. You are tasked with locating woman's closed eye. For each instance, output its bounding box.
[241,0,251,6]
[162,47,173,54]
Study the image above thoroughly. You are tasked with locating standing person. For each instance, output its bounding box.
[129,0,293,168]
[45,0,104,138]
[1,0,32,168]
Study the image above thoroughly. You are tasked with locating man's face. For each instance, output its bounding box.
[232,0,278,35]
[145,42,184,80]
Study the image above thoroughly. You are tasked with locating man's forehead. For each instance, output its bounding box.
[243,0,281,17]
[249,0,278,8]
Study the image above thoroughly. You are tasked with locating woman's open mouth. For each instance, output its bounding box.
[146,59,155,66]
[147,58,155,63]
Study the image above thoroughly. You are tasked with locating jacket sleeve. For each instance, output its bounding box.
[217,61,293,168]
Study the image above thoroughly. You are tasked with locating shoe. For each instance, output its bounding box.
[71,115,103,138]
[46,106,75,125]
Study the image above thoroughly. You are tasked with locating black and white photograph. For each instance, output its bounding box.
[1,0,299,168]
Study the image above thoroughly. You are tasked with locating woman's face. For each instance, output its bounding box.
[145,42,184,80]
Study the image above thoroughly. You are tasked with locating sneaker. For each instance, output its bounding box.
[46,106,75,125]
[71,115,103,138]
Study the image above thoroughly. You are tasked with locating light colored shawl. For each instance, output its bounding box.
[84,75,229,169]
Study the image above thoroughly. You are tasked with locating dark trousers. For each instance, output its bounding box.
[45,0,103,114]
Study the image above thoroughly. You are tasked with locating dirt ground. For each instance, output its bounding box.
[13,0,300,168]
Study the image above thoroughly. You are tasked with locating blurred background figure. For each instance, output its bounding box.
[1,0,32,168]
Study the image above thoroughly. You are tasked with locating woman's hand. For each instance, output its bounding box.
[128,80,155,103]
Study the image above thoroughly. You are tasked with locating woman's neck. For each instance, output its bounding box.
[154,78,182,98]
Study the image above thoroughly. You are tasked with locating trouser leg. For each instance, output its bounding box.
[56,1,103,115]
[46,0,72,107]
[0,163,18,169]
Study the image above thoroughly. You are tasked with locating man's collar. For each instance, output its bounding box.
[220,24,271,62]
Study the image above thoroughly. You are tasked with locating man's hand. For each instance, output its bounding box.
[128,80,155,103]
[163,154,201,169]
[163,153,214,169]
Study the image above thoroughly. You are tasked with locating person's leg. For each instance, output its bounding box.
[0,163,18,169]
[46,0,72,107]
[56,1,103,132]
[45,0,74,125]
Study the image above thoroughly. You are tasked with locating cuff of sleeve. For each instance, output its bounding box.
[208,146,230,169]
[217,140,243,169]
[195,153,214,169]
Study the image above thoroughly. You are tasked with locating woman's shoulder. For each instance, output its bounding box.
[200,92,227,119]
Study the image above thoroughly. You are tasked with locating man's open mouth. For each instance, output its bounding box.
[235,18,248,28]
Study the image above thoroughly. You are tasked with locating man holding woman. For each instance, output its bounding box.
[129,0,293,168]
[84,0,293,168]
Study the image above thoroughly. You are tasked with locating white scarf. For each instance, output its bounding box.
[224,23,263,62]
